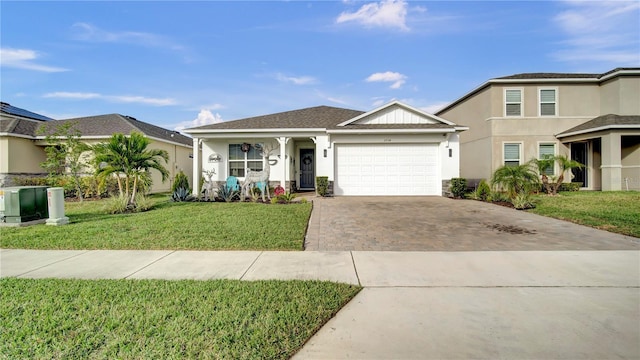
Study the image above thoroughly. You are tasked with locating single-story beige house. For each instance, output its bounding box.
[1,102,193,193]
[184,101,468,196]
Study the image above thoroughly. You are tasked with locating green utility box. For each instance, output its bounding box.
[0,186,49,224]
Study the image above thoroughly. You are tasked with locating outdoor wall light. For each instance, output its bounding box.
[324,149,327,157]
[449,149,453,158]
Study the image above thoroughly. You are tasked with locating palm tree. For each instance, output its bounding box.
[94,132,169,205]
[490,163,540,199]
[531,155,583,195]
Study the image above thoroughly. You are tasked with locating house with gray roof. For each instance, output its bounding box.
[1,104,193,192]
[184,101,468,196]
[436,68,640,191]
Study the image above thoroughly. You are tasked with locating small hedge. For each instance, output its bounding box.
[450,178,467,198]
[559,182,581,192]
[316,176,329,197]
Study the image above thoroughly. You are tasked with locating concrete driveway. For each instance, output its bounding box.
[304,197,639,251]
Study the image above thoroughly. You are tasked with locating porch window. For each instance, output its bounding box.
[504,143,521,167]
[538,143,556,175]
[505,89,522,117]
[539,88,557,116]
[228,144,263,177]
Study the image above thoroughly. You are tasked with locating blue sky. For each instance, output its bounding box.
[2,1,639,131]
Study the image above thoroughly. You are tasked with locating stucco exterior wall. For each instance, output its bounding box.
[600,76,640,115]
[2,136,48,174]
[459,137,492,180]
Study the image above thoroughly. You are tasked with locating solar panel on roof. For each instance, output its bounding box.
[0,102,54,121]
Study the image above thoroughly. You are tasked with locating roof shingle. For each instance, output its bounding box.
[557,114,640,136]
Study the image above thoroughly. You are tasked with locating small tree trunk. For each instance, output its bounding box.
[116,175,123,197]
[552,173,564,195]
[130,176,138,205]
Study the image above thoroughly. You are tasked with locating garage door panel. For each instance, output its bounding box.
[335,143,440,196]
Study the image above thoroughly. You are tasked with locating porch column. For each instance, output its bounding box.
[192,137,201,196]
[277,137,288,189]
[600,133,622,191]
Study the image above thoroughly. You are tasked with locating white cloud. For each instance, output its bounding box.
[174,109,224,131]
[420,101,450,114]
[336,0,409,31]
[0,48,68,72]
[365,71,407,89]
[72,22,184,51]
[275,73,317,85]
[43,91,176,106]
[552,1,640,65]
[43,92,100,99]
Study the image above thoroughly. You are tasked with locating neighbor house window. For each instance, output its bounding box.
[539,88,557,116]
[228,144,263,177]
[504,143,522,167]
[505,89,522,117]
[538,143,556,175]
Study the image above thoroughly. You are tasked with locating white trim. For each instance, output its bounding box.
[502,141,523,166]
[327,128,460,135]
[503,88,523,118]
[556,124,640,138]
[0,132,35,140]
[487,116,596,122]
[337,100,456,126]
[538,87,558,117]
[184,128,326,134]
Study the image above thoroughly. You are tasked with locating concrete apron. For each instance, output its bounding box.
[2,249,639,359]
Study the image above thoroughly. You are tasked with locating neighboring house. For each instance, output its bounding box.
[1,102,193,193]
[436,68,640,191]
[184,101,467,196]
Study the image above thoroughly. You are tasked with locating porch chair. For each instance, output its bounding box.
[226,176,240,191]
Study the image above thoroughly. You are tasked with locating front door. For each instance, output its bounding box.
[299,149,315,189]
[571,142,588,187]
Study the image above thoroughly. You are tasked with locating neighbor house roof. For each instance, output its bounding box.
[556,114,640,138]
[41,114,192,146]
[187,106,365,131]
[1,111,192,147]
[436,67,640,115]
[0,102,54,122]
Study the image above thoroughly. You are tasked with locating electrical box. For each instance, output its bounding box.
[0,186,49,223]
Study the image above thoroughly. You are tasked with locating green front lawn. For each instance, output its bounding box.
[529,191,640,238]
[0,278,360,359]
[0,197,312,250]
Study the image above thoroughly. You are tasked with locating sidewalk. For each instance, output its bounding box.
[2,249,639,359]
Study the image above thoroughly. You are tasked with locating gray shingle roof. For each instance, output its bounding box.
[0,118,42,136]
[187,106,365,131]
[0,102,54,121]
[2,112,191,146]
[45,114,193,146]
[557,114,640,137]
[496,72,600,80]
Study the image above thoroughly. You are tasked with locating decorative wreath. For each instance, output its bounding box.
[302,156,312,165]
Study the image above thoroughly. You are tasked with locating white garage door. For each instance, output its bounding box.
[334,143,440,196]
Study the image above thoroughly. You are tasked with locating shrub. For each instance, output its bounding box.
[511,192,536,210]
[559,182,581,192]
[270,197,279,205]
[217,184,239,202]
[170,187,195,202]
[450,178,467,198]
[316,176,329,197]
[476,179,491,201]
[299,198,308,204]
[134,194,154,212]
[104,195,131,214]
[277,192,297,204]
[171,171,190,193]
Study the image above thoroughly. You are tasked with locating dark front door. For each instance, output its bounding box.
[571,142,588,187]
[300,149,315,189]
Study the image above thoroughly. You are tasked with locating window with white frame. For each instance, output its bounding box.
[228,144,263,177]
[538,143,556,175]
[539,88,557,116]
[504,143,521,167]
[505,89,522,117]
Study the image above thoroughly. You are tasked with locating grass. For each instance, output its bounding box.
[0,278,360,359]
[529,191,640,238]
[0,195,313,250]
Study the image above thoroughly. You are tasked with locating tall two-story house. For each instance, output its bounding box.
[436,68,640,191]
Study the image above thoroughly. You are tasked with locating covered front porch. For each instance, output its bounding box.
[556,115,640,191]
[190,134,330,195]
